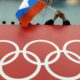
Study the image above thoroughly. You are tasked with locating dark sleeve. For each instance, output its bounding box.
[63,20,71,25]
[45,19,54,25]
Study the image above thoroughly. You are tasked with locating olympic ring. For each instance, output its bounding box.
[63,40,80,64]
[0,50,41,80]
[23,40,60,65]
[45,50,80,80]
[0,40,20,66]
[0,39,80,80]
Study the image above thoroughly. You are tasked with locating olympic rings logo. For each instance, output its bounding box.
[0,40,80,80]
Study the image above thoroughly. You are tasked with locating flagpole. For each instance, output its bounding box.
[47,6,57,12]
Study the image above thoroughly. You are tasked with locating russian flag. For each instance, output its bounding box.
[16,0,47,27]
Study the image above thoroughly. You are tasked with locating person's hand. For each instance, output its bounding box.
[57,10,67,21]
[52,10,67,21]
[52,10,59,21]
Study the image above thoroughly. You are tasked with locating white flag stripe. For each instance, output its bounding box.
[19,0,29,9]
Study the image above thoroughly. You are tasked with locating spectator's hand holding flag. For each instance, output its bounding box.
[16,0,47,27]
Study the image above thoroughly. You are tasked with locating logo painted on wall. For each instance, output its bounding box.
[0,40,80,80]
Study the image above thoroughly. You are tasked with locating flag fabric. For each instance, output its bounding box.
[16,0,47,27]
